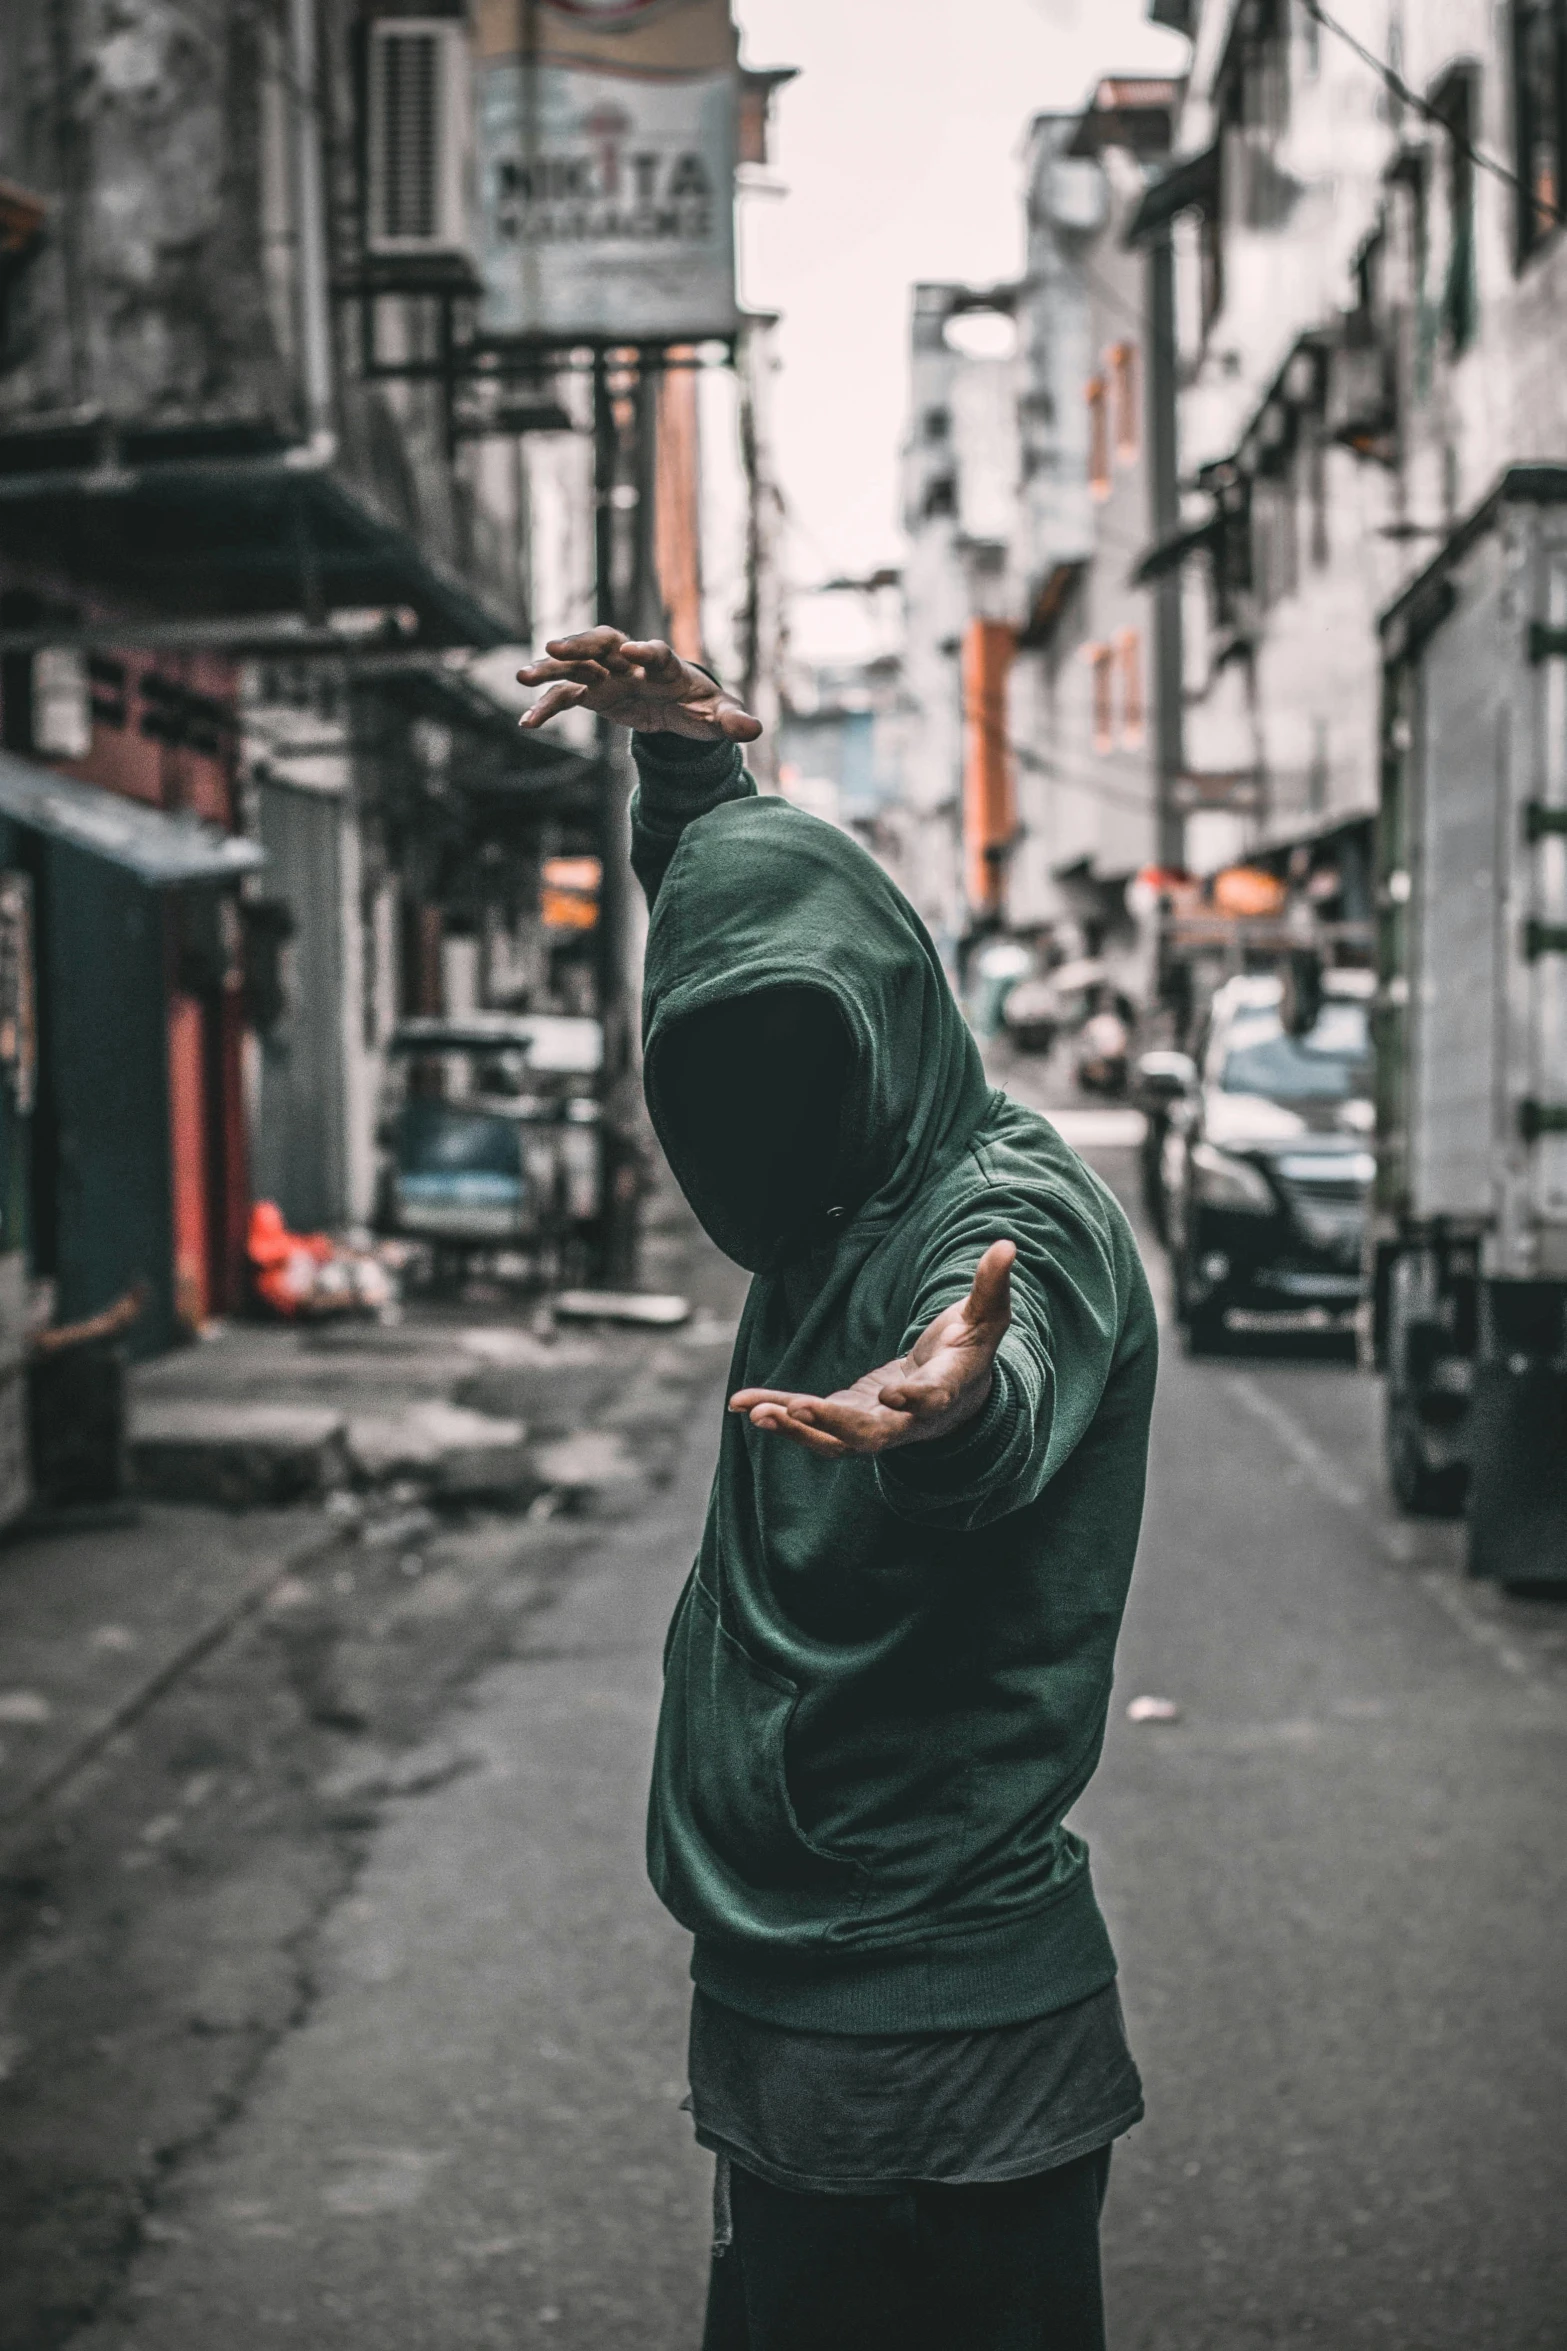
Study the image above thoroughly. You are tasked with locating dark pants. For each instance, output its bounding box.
[699,2146,1112,2351]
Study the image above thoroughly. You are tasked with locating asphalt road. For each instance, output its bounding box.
[65,1129,1567,2351]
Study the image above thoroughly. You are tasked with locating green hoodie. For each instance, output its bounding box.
[633,733,1157,2035]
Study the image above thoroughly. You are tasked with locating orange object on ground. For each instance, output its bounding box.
[246,1200,333,1318]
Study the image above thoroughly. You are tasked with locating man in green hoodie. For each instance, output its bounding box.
[519,630,1157,2351]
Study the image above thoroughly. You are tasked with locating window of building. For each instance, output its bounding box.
[1117,630,1145,748]
[1237,0,1290,137]
[1514,0,1566,264]
[1173,200,1225,349]
[1088,643,1116,752]
[1432,67,1478,350]
[1110,343,1140,460]
[1250,473,1300,613]
[1199,204,1225,336]
[31,649,93,760]
[0,182,47,370]
[1307,433,1330,567]
[1217,0,1292,229]
[1086,376,1111,499]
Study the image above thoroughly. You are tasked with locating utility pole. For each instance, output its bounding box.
[1146,226,1185,874]
[591,347,640,1285]
[631,345,663,640]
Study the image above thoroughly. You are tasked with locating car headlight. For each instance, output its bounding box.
[1191,1141,1275,1214]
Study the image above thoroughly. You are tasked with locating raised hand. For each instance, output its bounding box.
[730,1242,1017,1460]
[517,627,763,743]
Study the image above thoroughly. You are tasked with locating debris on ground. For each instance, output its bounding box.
[1126,1693,1183,1724]
[247,1201,397,1319]
[531,1429,642,1494]
[344,1400,528,1490]
[552,1289,692,1328]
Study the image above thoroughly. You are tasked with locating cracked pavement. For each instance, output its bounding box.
[2,1127,1565,2348]
[0,1191,746,2349]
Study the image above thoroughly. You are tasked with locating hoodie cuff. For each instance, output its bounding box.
[631,731,746,808]
[874,1356,1024,1519]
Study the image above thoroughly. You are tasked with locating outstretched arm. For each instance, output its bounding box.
[731,1175,1138,1531]
[730,1242,1017,1457]
[518,628,763,910]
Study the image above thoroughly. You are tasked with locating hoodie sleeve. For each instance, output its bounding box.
[630,733,757,910]
[873,1174,1148,1534]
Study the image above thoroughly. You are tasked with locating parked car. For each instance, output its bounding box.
[376,1014,603,1278]
[1130,1047,1202,1239]
[1160,970,1376,1353]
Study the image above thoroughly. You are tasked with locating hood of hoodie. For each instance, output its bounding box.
[642,796,992,1271]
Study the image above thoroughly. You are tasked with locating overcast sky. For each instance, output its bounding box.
[730,0,1189,591]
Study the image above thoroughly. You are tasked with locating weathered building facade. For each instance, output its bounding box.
[0,0,787,1369]
[893,78,1179,964]
[897,282,1022,951]
[1135,0,1567,896]
[1008,83,1179,947]
[0,0,532,1346]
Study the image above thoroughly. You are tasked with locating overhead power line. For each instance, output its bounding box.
[1300,0,1562,227]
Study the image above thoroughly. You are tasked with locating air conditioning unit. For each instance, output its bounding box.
[365,19,470,258]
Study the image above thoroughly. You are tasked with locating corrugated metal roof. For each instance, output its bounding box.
[0,749,264,885]
[0,453,516,652]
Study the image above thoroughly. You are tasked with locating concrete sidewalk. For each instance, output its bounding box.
[0,1504,340,1826]
[0,1288,721,1830]
[0,1177,745,2348]
[72,1356,722,2350]
[125,1303,669,1508]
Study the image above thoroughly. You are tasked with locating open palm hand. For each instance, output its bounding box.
[730,1242,1016,1460]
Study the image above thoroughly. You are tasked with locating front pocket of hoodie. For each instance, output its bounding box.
[654,1574,861,1923]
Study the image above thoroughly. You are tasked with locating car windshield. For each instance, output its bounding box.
[397,1101,520,1180]
[1218,1001,1371,1102]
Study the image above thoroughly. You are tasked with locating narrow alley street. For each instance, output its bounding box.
[5,1,1567,2343]
[6,1105,1556,2351]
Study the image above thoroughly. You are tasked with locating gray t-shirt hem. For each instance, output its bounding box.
[686,1976,1144,2200]
[692,2098,1144,2198]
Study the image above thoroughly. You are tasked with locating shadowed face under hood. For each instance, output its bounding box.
[642,797,990,1272]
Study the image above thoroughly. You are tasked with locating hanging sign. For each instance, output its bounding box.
[477,0,738,341]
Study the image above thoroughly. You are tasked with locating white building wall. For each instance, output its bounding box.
[1009,128,1160,927]
[1173,0,1388,475]
[1402,0,1567,511]
[896,286,1021,947]
[1171,0,1567,862]
[1172,1,1392,846]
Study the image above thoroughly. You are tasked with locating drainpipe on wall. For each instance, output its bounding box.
[285,0,337,469]
[1146,226,1184,873]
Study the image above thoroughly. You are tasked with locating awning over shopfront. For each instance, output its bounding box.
[0,448,514,652]
[0,748,265,885]
[1125,143,1219,246]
